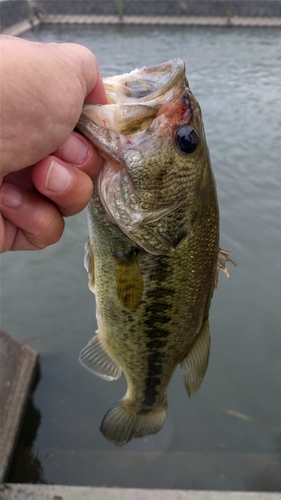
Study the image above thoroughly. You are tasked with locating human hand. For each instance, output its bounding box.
[0,36,107,252]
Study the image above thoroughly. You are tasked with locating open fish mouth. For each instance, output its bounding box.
[77,59,190,147]
[86,58,186,105]
[101,59,186,103]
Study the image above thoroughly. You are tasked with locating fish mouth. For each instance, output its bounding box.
[79,59,188,136]
[76,59,189,167]
[102,58,186,104]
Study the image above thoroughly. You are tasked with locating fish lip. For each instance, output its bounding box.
[103,58,186,104]
[77,59,189,167]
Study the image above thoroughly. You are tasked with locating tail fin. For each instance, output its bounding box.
[100,400,167,446]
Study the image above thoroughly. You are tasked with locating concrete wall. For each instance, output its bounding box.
[0,0,30,30]
[1,0,281,31]
[34,0,281,18]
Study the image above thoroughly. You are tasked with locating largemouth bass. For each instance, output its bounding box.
[76,59,233,446]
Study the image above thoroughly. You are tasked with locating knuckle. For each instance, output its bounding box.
[30,207,65,249]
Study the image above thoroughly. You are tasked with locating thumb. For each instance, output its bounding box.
[61,43,107,105]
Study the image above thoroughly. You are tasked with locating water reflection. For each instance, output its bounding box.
[248,461,281,492]
[7,367,46,484]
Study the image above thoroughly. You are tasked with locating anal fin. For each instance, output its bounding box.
[79,335,121,381]
[180,319,211,397]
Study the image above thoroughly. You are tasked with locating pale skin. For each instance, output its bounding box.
[0,36,107,252]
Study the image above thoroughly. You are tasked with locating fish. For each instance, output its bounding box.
[76,59,234,446]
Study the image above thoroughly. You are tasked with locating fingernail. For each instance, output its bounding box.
[45,160,71,193]
[59,134,89,165]
[0,184,22,207]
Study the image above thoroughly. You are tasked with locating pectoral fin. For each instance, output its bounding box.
[84,238,95,292]
[114,251,143,311]
[79,335,122,380]
[180,319,211,397]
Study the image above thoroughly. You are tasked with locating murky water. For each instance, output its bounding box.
[2,24,281,490]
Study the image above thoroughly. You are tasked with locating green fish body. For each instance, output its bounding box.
[76,59,231,446]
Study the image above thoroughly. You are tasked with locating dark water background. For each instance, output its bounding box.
[1,24,281,490]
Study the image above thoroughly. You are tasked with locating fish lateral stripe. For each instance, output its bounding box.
[138,257,177,407]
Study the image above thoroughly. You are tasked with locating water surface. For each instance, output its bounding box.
[2,24,281,490]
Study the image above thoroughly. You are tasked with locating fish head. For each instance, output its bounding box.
[77,59,214,254]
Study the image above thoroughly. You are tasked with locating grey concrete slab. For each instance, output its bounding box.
[0,485,281,500]
[3,16,281,37]
[0,330,38,482]
[2,19,40,36]
[41,14,281,27]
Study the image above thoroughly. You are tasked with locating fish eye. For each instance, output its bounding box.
[175,126,199,154]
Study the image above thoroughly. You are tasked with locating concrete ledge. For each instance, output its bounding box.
[0,331,38,482]
[2,15,281,37]
[41,14,281,27]
[2,19,41,36]
[0,485,281,500]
